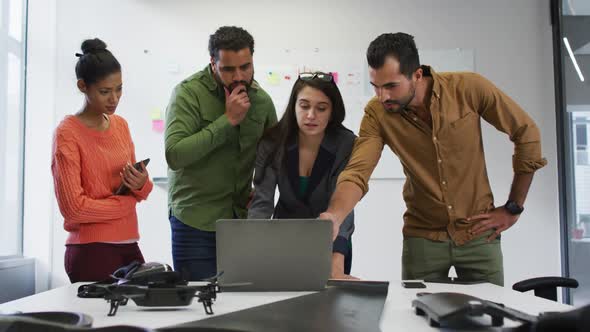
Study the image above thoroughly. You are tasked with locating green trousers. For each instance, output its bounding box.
[402,232,504,286]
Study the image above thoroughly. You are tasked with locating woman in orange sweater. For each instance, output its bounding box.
[51,38,153,282]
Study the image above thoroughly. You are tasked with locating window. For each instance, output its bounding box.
[0,0,26,256]
[575,118,588,165]
[554,0,590,305]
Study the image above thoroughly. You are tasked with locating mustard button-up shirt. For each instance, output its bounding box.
[338,66,547,245]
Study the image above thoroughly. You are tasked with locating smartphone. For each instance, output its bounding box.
[115,158,150,195]
[402,281,426,289]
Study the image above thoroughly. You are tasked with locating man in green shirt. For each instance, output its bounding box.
[165,26,277,280]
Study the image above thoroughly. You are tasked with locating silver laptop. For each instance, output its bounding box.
[216,219,332,291]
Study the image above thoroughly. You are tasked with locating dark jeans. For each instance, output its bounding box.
[64,242,144,283]
[169,214,217,281]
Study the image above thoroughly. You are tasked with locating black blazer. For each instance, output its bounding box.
[248,126,356,255]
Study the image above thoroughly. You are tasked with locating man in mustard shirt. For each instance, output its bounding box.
[321,33,546,285]
[165,26,276,280]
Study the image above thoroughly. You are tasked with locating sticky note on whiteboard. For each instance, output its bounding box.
[150,108,162,120]
[267,72,280,86]
[152,119,165,133]
[331,72,339,84]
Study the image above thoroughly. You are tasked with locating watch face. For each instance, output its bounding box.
[505,201,523,215]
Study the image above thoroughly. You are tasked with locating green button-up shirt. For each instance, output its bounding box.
[165,65,277,231]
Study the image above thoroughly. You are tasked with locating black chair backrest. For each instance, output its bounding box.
[513,277,579,301]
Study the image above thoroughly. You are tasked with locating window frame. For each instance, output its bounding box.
[0,0,28,256]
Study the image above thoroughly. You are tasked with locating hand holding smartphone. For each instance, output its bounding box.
[115,158,150,195]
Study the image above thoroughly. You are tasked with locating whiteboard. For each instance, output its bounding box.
[121,48,474,180]
[253,48,475,179]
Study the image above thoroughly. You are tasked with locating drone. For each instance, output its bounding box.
[77,262,242,317]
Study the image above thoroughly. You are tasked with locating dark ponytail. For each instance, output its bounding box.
[75,38,121,85]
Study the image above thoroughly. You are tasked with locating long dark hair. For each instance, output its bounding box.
[261,76,347,169]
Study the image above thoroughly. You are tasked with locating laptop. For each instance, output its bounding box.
[216,219,332,291]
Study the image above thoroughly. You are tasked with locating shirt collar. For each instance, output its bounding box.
[422,65,441,100]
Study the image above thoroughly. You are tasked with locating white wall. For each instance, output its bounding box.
[25,0,561,290]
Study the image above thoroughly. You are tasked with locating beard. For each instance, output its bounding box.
[383,85,416,113]
[215,69,254,94]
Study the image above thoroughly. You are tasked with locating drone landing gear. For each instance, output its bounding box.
[196,283,219,315]
[199,298,214,315]
[107,298,128,317]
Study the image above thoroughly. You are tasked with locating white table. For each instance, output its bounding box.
[0,281,572,331]
[380,282,570,331]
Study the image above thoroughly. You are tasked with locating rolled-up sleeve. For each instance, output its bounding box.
[468,73,547,174]
[336,106,384,197]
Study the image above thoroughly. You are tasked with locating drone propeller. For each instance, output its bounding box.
[198,271,253,289]
[200,271,224,283]
[218,282,253,288]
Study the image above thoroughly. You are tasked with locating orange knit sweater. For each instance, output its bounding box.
[51,114,153,245]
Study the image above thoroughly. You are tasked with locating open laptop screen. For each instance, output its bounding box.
[216,219,332,291]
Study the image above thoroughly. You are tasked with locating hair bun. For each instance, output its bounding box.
[80,38,107,55]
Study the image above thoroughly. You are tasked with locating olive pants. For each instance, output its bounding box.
[402,232,504,286]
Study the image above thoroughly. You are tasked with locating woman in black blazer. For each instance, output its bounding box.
[248,72,357,279]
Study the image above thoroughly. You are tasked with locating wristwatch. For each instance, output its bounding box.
[504,200,524,215]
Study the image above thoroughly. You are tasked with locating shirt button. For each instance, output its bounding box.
[433,136,438,141]
[442,180,447,185]
[447,205,453,210]
[413,117,418,121]
[438,159,442,163]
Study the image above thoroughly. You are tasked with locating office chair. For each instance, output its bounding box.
[512,277,579,301]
